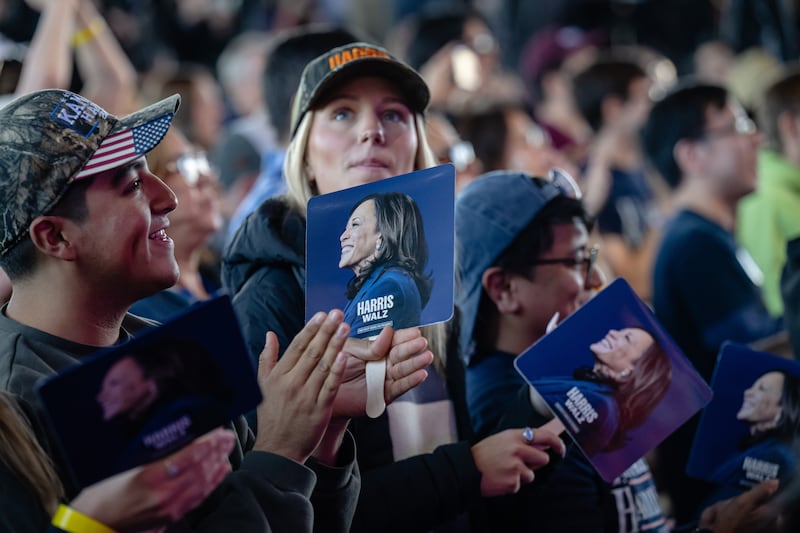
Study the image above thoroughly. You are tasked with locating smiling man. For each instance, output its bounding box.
[0,89,369,533]
[455,170,669,532]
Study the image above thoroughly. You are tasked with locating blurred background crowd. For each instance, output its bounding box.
[3,0,800,530]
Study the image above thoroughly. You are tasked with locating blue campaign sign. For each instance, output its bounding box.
[514,278,712,482]
[306,164,455,338]
[37,296,261,489]
[687,343,800,500]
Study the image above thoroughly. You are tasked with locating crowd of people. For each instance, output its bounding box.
[2,0,800,532]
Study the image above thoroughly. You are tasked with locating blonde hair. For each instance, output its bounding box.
[0,392,63,513]
[284,110,437,215]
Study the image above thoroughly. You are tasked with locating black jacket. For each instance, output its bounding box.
[223,197,487,533]
[0,307,359,533]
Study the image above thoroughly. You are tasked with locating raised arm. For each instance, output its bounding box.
[72,0,138,113]
[15,0,76,94]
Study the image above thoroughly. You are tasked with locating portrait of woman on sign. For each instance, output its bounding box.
[688,344,800,506]
[515,278,712,482]
[305,164,455,338]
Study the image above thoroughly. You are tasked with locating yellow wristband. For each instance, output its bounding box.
[51,504,116,533]
[70,17,105,48]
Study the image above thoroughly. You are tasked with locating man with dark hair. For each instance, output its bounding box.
[642,82,782,382]
[738,67,800,318]
[641,81,783,526]
[225,25,358,242]
[573,55,662,301]
[456,170,669,532]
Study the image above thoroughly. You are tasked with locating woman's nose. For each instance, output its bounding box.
[359,115,385,144]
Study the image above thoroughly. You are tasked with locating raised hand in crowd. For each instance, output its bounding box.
[253,310,349,465]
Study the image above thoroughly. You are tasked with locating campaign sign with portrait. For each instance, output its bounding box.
[306,163,455,338]
[687,343,800,501]
[36,295,262,489]
[514,278,712,482]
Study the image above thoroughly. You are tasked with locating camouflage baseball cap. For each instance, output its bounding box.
[0,89,180,256]
[289,42,429,136]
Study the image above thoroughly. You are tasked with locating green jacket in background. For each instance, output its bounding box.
[737,149,800,317]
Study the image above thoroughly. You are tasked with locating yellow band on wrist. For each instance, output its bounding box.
[70,17,105,48]
[51,504,116,533]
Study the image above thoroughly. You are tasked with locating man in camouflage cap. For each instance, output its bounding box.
[0,89,365,532]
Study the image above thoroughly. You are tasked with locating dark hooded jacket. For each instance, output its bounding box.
[222,197,487,533]
[223,197,308,362]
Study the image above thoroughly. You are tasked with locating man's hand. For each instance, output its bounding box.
[472,427,566,497]
[253,311,349,463]
[698,479,780,533]
[70,427,235,530]
[331,326,433,419]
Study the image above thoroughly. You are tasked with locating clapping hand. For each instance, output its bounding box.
[253,310,349,463]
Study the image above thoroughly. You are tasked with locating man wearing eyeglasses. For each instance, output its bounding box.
[454,170,670,532]
[642,82,784,528]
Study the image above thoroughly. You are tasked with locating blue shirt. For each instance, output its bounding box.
[596,166,656,249]
[226,150,287,244]
[653,210,783,381]
[707,436,795,504]
[343,265,422,338]
[466,350,527,438]
[533,377,618,457]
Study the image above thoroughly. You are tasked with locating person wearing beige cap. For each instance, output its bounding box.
[0,89,433,532]
[223,41,566,533]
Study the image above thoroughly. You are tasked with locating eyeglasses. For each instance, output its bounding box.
[699,114,757,141]
[441,141,476,171]
[530,245,599,289]
[468,32,497,55]
[164,152,213,187]
[525,124,551,148]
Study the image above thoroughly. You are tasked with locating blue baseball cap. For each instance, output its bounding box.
[455,171,566,363]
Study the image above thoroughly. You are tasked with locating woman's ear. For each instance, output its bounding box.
[28,216,77,261]
[375,235,382,251]
[304,158,315,178]
[481,267,520,314]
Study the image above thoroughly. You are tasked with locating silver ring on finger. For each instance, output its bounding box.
[165,460,180,478]
[523,427,534,443]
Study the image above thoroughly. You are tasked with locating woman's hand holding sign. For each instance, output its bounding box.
[333,326,433,419]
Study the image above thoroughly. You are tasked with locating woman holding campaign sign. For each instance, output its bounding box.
[533,326,672,456]
[223,41,565,533]
[339,192,432,338]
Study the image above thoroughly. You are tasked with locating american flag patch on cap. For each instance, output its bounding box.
[74,114,173,179]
